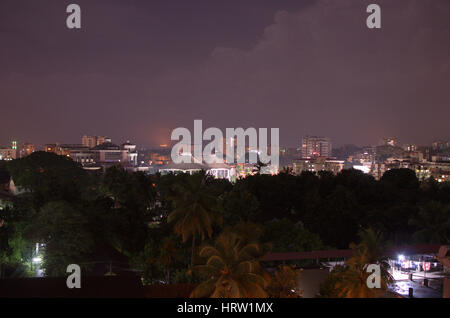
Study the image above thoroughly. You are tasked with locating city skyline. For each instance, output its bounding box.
[1,133,449,151]
[1,0,450,148]
[0,134,449,153]
[2,0,450,302]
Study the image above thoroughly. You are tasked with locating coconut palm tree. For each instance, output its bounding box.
[167,172,222,265]
[408,201,450,244]
[252,159,268,175]
[190,231,270,298]
[325,228,393,298]
[266,265,303,298]
[157,236,182,283]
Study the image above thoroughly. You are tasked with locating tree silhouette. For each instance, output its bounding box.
[408,201,450,244]
[321,228,393,298]
[190,231,269,298]
[167,171,222,265]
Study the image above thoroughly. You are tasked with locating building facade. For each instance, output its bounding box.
[293,157,344,175]
[82,135,110,149]
[20,142,35,158]
[301,136,332,158]
[45,138,138,170]
[0,148,17,160]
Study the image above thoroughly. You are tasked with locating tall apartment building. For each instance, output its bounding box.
[301,136,332,158]
[432,140,449,152]
[82,135,110,148]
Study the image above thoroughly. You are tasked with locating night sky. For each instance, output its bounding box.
[1,0,449,148]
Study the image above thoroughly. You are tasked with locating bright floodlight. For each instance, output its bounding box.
[32,257,42,263]
[398,254,405,261]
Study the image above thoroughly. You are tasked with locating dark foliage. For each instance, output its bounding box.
[1,152,449,282]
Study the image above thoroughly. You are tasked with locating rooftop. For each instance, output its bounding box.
[91,142,120,151]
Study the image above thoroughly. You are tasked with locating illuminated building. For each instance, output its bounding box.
[149,152,171,165]
[159,153,235,181]
[45,144,58,153]
[381,137,398,147]
[82,135,110,149]
[20,142,35,157]
[0,141,18,160]
[301,136,332,158]
[432,152,450,162]
[121,141,138,166]
[0,148,17,160]
[432,140,449,151]
[293,157,344,175]
[403,144,417,152]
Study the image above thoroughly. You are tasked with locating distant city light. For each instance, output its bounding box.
[398,254,405,261]
[353,165,370,174]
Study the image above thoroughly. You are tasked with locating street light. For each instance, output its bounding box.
[32,257,42,263]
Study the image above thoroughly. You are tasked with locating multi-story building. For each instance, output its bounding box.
[403,144,418,152]
[300,136,332,158]
[0,141,19,160]
[121,141,138,166]
[0,148,17,160]
[293,157,344,175]
[89,140,138,168]
[96,136,109,146]
[56,144,93,164]
[412,162,450,182]
[81,135,110,149]
[149,151,171,166]
[44,138,138,170]
[81,136,96,149]
[432,140,449,152]
[371,160,411,180]
[45,143,83,157]
[20,142,35,158]
[159,153,235,181]
[432,152,450,162]
[404,151,425,163]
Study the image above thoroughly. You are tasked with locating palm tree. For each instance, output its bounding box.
[324,228,394,298]
[190,232,270,298]
[408,201,450,244]
[157,236,182,283]
[266,265,303,298]
[167,172,222,265]
[252,158,268,174]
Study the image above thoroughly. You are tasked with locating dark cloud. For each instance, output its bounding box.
[0,0,449,148]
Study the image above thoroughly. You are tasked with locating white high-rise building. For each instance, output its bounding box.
[301,136,332,158]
